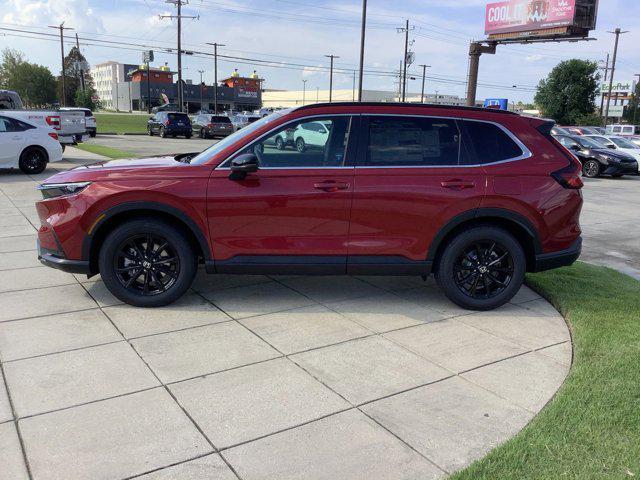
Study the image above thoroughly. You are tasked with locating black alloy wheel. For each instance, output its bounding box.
[453,241,514,300]
[19,148,48,174]
[114,233,180,296]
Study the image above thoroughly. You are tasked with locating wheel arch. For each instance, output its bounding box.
[428,208,542,273]
[83,202,212,275]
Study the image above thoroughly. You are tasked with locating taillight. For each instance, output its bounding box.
[164,120,170,126]
[48,132,59,141]
[207,123,214,128]
[46,115,61,131]
[552,164,583,189]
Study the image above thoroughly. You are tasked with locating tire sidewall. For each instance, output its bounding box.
[98,220,197,308]
[583,159,600,178]
[436,226,526,311]
[296,138,306,152]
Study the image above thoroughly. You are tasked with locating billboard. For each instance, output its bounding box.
[485,0,598,39]
[601,81,636,95]
[484,98,509,110]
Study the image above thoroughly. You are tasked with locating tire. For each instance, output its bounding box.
[296,137,306,153]
[275,136,285,150]
[199,129,205,139]
[611,174,624,178]
[19,147,48,174]
[435,226,526,311]
[148,126,154,137]
[90,131,97,138]
[582,159,600,178]
[98,219,197,308]
[185,134,192,139]
[160,127,167,138]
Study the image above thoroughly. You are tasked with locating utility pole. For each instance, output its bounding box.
[160,0,197,113]
[316,87,319,103]
[397,20,414,102]
[206,42,226,114]
[599,53,610,115]
[633,73,640,127]
[302,79,307,105]
[603,28,628,128]
[48,23,73,107]
[325,54,339,103]
[352,70,356,101]
[357,0,367,101]
[466,41,497,106]
[198,69,205,110]
[75,33,85,92]
[419,64,431,103]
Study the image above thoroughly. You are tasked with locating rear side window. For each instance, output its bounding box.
[168,113,189,122]
[83,110,93,117]
[461,121,524,165]
[211,116,231,123]
[366,116,460,167]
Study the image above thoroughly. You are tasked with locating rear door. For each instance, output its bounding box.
[347,115,486,273]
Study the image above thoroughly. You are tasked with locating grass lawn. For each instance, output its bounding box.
[74,143,138,159]
[452,262,639,480]
[94,113,150,135]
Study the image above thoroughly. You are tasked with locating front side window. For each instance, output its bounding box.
[611,137,639,149]
[462,120,524,165]
[236,116,352,168]
[366,116,460,167]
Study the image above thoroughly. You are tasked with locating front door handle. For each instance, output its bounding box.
[314,181,350,192]
[441,180,476,191]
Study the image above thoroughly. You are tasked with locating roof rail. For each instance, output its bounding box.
[294,102,518,115]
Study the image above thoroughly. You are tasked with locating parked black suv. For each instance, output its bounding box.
[192,114,234,138]
[148,112,192,139]
[554,134,638,178]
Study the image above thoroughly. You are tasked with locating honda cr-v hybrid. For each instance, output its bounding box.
[36,103,583,311]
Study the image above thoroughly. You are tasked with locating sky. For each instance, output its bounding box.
[0,0,639,103]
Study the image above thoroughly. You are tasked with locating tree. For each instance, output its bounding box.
[535,59,600,125]
[0,48,57,106]
[57,46,95,107]
[623,82,640,125]
[74,88,100,110]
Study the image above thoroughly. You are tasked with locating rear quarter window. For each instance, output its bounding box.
[461,121,525,165]
[211,116,231,123]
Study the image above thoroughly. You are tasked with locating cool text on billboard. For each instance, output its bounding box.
[485,0,577,36]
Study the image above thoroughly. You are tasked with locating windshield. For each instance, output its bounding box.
[190,110,290,165]
[611,137,639,149]
[576,136,605,149]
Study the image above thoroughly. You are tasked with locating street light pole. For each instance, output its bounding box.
[325,54,339,103]
[357,0,367,102]
[206,42,226,114]
[48,23,74,107]
[418,64,430,103]
[302,79,307,105]
[398,19,410,102]
[198,69,205,110]
[603,28,628,128]
[599,53,610,115]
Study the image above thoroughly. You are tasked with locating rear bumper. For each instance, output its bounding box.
[37,241,90,275]
[533,237,582,272]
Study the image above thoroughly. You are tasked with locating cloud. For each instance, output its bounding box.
[2,0,104,32]
[526,54,544,63]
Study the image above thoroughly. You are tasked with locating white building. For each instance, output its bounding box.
[262,89,481,108]
[93,61,132,110]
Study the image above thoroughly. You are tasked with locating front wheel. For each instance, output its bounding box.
[160,127,167,138]
[296,137,306,152]
[98,219,197,308]
[435,226,525,311]
[19,147,48,174]
[582,159,600,178]
[275,136,285,150]
[148,126,154,136]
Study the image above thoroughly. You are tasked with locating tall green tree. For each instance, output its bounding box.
[623,81,640,125]
[535,59,600,125]
[58,46,95,107]
[0,48,57,106]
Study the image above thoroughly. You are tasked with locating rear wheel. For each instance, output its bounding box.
[19,147,48,174]
[275,136,285,150]
[185,133,192,139]
[98,219,197,308]
[583,159,600,178]
[436,226,525,311]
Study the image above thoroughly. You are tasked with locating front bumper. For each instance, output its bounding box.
[37,241,90,275]
[533,237,582,272]
[604,161,638,175]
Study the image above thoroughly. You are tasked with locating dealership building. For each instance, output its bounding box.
[94,62,263,112]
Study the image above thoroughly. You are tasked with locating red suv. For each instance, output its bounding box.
[36,103,583,310]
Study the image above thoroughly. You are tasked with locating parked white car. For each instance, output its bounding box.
[585,134,640,172]
[274,120,331,152]
[0,112,63,174]
[606,124,636,136]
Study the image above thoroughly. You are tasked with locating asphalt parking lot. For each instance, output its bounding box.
[0,140,635,480]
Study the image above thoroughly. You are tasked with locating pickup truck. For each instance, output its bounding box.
[0,90,87,147]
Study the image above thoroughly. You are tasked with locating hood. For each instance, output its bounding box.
[41,154,197,184]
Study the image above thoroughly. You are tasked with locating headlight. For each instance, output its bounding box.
[599,155,620,163]
[37,182,91,199]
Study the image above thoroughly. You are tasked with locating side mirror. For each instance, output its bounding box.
[229,154,259,180]
[570,144,581,151]
[607,145,616,149]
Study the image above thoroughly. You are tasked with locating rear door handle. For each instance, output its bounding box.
[441,180,476,191]
[314,181,350,192]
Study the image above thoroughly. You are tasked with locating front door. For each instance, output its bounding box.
[347,115,486,274]
[0,116,25,168]
[207,115,357,274]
